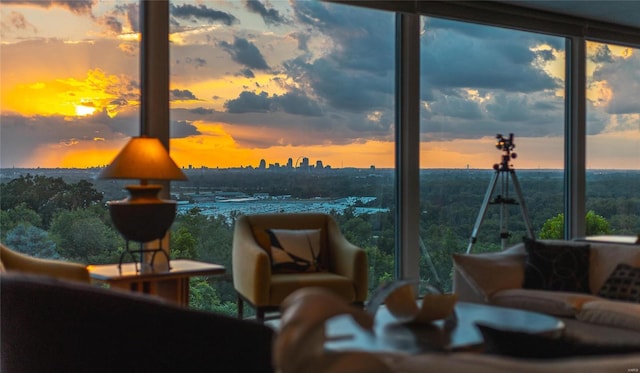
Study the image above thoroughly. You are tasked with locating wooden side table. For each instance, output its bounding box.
[87,259,225,307]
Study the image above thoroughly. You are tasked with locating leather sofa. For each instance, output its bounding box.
[273,287,640,373]
[453,239,640,331]
[1,273,274,373]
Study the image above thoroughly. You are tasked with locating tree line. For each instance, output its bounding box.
[1,170,637,315]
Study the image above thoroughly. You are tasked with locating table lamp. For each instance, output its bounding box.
[99,136,187,271]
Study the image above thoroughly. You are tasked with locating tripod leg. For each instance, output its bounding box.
[510,170,536,240]
[467,171,500,254]
[499,172,510,250]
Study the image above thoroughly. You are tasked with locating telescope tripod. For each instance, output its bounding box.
[466,152,535,254]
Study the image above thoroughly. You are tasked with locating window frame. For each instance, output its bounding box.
[144,0,639,280]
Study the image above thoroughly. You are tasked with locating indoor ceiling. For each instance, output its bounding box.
[503,1,640,29]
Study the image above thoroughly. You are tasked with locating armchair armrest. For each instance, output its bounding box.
[326,219,368,302]
[232,217,272,306]
[1,244,89,283]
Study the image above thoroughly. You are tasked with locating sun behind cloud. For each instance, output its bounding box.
[2,68,137,117]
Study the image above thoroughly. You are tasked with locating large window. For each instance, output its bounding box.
[1,1,638,310]
[166,1,396,313]
[585,42,640,235]
[1,1,139,263]
[418,18,566,291]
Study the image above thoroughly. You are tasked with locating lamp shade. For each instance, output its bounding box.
[99,137,187,181]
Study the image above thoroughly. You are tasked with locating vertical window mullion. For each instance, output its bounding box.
[564,36,587,239]
[395,13,421,280]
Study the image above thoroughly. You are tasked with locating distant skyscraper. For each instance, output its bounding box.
[287,158,293,168]
[316,160,323,169]
[259,159,266,169]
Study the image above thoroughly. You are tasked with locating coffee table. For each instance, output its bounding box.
[325,301,564,353]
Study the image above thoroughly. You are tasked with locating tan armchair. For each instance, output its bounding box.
[1,243,90,283]
[232,213,368,322]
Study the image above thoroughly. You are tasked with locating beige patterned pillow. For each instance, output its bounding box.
[268,229,323,273]
[453,252,526,298]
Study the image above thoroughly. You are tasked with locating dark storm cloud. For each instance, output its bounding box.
[288,1,563,138]
[114,3,139,33]
[171,120,200,138]
[3,0,94,15]
[224,90,322,117]
[292,1,394,73]
[0,110,138,167]
[224,91,271,113]
[274,90,323,117]
[219,37,270,70]
[170,3,238,26]
[420,23,559,93]
[244,0,289,26]
[238,68,255,78]
[170,89,199,101]
[592,51,640,116]
[284,57,392,112]
[189,107,214,115]
[429,96,484,120]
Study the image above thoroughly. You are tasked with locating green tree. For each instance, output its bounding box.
[539,210,611,239]
[4,224,58,258]
[188,277,236,316]
[0,175,103,228]
[0,203,42,240]
[170,227,197,259]
[49,208,122,263]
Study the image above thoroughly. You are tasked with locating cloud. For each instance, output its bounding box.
[113,3,139,33]
[292,1,394,73]
[170,89,199,101]
[591,50,640,116]
[238,68,255,78]
[284,56,393,113]
[2,0,95,16]
[99,15,122,35]
[189,107,214,115]
[224,91,271,113]
[219,37,270,70]
[2,11,37,34]
[0,109,138,167]
[171,120,200,138]
[170,3,238,26]
[421,19,560,93]
[244,0,289,26]
[223,90,323,117]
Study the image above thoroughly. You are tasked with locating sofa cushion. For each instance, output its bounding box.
[476,322,640,359]
[267,229,323,273]
[523,238,591,293]
[590,245,640,293]
[490,288,600,317]
[597,263,640,303]
[577,300,640,332]
[453,252,525,300]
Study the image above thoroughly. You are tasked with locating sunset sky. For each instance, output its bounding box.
[1,0,638,170]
